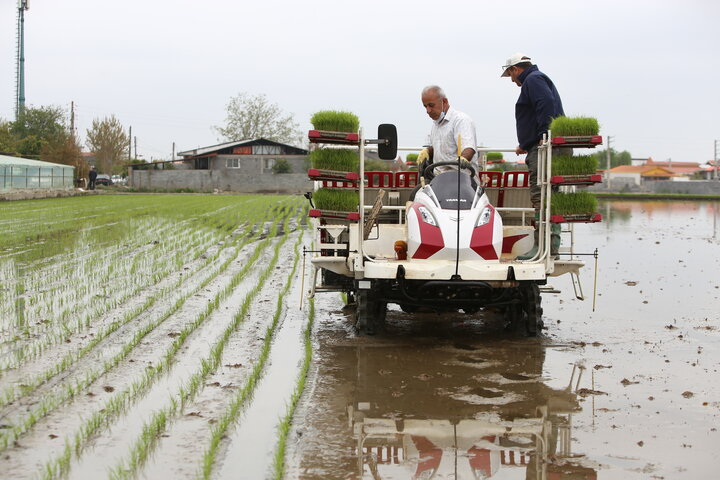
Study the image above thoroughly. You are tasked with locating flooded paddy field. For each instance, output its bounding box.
[287,199,720,479]
[2,195,718,479]
[0,194,312,479]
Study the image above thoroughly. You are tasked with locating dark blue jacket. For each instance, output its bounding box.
[515,65,564,151]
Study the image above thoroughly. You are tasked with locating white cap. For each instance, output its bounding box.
[501,53,533,77]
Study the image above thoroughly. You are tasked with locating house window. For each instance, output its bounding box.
[226,158,241,169]
[263,158,275,170]
[253,145,282,155]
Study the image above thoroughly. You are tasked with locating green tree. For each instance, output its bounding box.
[10,105,68,157]
[0,120,18,154]
[591,148,633,169]
[86,115,129,174]
[214,92,302,146]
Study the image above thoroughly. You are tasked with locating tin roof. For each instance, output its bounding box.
[0,154,75,169]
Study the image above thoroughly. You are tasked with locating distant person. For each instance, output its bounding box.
[417,85,478,181]
[88,166,97,190]
[501,53,568,258]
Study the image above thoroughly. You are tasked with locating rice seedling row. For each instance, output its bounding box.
[272,296,315,480]
[36,208,299,479]
[0,199,269,370]
[108,215,302,480]
[199,227,305,479]
[0,194,308,479]
[0,221,263,451]
[0,217,262,412]
[0,195,298,450]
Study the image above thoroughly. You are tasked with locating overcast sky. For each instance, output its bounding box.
[1,0,718,164]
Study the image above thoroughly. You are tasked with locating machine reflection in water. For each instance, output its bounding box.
[346,341,597,480]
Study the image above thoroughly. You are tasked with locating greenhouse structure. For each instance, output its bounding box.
[0,155,75,191]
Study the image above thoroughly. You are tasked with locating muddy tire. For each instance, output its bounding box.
[520,283,543,336]
[503,302,523,331]
[356,290,386,335]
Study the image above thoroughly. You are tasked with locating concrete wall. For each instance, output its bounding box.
[211,155,308,174]
[129,169,313,194]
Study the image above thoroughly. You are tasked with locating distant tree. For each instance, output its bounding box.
[10,105,68,157]
[591,148,633,169]
[43,135,87,179]
[214,92,302,146]
[86,115,129,174]
[0,120,18,154]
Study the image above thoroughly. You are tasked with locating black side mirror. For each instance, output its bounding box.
[377,124,397,160]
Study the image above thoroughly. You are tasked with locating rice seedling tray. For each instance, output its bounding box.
[550,213,602,223]
[551,135,603,148]
[307,168,359,183]
[550,174,603,185]
[309,209,360,221]
[308,130,360,145]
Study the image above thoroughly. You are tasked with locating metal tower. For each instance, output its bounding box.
[15,0,30,120]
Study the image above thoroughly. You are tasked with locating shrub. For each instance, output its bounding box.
[551,192,598,215]
[549,116,600,136]
[310,111,360,133]
[272,158,292,174]
[485,152,504,162]
[551,154,598,176]
[406,153,419,165]
[312,188,359,212]
[309,148,358,171]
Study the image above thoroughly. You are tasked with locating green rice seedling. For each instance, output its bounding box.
[308,148,358,171]
[200,227,303,480]
[551,192,598,215]
[5,200,299,458]
[38,218,289,478]
[551,154,599,176]
[312,188,359,212]
[272,296,314,480]
[310,110,359,132]
[485,152,504,162]
[549,116,600,136]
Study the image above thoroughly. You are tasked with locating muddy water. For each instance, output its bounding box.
[288,200,720,479]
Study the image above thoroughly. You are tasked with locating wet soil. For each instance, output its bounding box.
[286,200,720,479]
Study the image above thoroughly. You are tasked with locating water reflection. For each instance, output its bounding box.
[307,330,596,479]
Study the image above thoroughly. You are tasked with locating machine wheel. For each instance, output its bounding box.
[503,302,523,331]
[520,283,543,336]
[356,290,386,335]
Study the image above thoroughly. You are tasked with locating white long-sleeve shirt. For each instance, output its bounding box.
[430,107,478,166]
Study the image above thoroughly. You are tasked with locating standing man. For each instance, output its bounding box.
[501,53,567,258]
[88,166,97,190]
[418,85,478,180]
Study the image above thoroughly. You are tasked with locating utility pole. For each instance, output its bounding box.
[605,135,613,180]
[134,137,137,159]
[15,0,30,120]
[128,126,132,160]
[172,142,175,161]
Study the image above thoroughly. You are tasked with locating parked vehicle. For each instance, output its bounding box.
[111,175,126,185]
[95,174,112,186]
